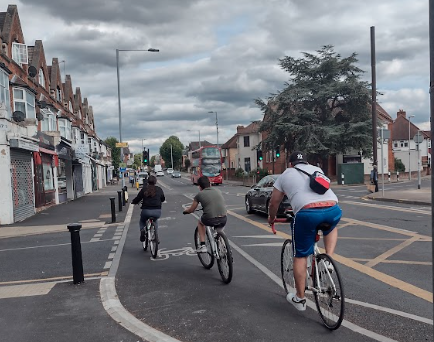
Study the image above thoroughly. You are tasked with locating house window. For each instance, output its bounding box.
[0,70,10,118]
[244,136,250,147]
[12,43,28,65]
[404,142,408,148]
[69,101,73,113]
[13,88,36,119]
[58,118,71,140]
[39,69,45,88]
[393,142,398,148]
[41,109,56,131]
[57,87,62,102]
[244,157,251,172]
[81,132,86,145]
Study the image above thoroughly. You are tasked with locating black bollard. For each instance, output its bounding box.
[67,223,84,284]
[110,197,116,223]
[117,190,122,212]
[121,188,126,206]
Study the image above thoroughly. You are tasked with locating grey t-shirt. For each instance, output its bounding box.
[194,187,227,219]
[274,164,338,214]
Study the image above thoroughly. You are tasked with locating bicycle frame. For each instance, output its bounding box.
[206,225,221,260]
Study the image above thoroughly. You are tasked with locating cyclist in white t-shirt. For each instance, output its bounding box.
[267,151,342,312]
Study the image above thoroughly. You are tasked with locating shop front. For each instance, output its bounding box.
[9,138,39,222]
[56,139,73,203]
[33,147,59,208]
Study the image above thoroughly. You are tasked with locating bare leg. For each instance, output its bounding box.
[323,228,338,256]
[293,257,307,298]
[198,220,206,243]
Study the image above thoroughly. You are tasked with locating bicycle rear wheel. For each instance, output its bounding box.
[149,222,159,259]
[280,239,295,294]
[216,232,233,284]
[313,254,345,330]
[142,229,148,251]
[194,227,214,269]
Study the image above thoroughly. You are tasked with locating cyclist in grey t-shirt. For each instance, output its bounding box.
[183,176,227,253]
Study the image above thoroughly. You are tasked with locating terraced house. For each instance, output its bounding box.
[0,5,112,225]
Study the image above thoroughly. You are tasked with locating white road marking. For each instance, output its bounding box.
[229,240,398,342]
[340,200,431,215]
[103,261,112,269]
[108,253,115,259]
[233,235,284,239]
[242,242,283,247]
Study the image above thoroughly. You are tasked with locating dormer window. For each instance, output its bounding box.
[12,43,28,65]
[38,69,45,88]
[57,87,62,102]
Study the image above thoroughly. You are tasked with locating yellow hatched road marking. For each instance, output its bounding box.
[227,210,433,303]
[0,282,56,299]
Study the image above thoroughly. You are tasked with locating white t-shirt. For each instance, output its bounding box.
[273,163,338,214]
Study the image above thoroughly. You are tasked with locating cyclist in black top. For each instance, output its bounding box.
[131,175,165,242]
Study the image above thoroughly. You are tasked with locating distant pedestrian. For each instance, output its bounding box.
[370,165,378,192]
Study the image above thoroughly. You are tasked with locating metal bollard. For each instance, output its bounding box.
[388,171,391,182]
[341,173,345,185]
[397,171,399,182]
[67,223,84,284]
[121,188,126,206]
[117,190,122,212]
[110,197,116,223]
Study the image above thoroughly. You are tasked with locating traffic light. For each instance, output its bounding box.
[142,149,148,163]
[257,150,263,161]
[275,147,280,158]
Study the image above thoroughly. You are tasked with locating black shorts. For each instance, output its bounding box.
[200,216,227,229]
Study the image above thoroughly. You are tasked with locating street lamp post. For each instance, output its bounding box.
[208,111,219,147]
[141,138,146,169]
[408,114,415,180]
[170,144,174,169]
[187,130,201,148]
[116,47,159,187]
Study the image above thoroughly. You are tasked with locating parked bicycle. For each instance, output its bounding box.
[272,215,345,330]
[142,217,159,259]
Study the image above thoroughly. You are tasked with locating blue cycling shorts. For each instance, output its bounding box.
[291,204,342,257]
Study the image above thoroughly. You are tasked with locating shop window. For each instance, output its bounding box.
[43,162,54,191]
[13,88,36,119]
[57,160,67,194]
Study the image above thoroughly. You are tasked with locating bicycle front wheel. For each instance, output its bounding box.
[216,232,233,284]
[194,227,214,269]
[313,254,345,330]
[149,223,159,259]
[280,239,295,294]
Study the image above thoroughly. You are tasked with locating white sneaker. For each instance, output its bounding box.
[286,293,306,311]
[196,245,207,253]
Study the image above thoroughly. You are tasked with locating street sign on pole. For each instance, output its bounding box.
[413,132,424,144]
[116,142,128,148]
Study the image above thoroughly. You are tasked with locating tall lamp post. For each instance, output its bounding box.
[141,138,146,169]
[208,111,219,147]
[408,114,415,180]
[116,47,159,186]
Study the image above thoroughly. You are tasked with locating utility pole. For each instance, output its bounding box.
[371,26,378,166]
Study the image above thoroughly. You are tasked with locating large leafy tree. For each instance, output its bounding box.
[256,45,372,175]
[160,136,184,169]
[104,137,121,175]
[133,153,142,169]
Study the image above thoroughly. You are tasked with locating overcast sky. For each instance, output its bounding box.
[12,0,430,156]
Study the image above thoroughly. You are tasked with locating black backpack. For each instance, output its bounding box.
[294,167,330,195]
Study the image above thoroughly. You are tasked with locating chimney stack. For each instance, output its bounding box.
[397,109,406,118]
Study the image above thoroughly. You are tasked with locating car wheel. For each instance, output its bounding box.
[246,197,254,214]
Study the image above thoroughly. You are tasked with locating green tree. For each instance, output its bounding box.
[104,137,120,175]
[256,45,372,175]
[160,136,184,169]
[133,153,142,169]
[394,158,405,172]
[150,155,156,167]
[184,158,191,171]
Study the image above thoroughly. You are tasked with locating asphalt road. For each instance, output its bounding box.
[115,175,432,342]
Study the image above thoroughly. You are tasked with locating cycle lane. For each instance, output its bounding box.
[112,193,382,342]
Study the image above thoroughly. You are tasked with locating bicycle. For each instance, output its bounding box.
[273,216,345,330]
[142,217,159,259]
[189,210,233,284]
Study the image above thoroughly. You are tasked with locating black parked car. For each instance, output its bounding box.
[245,174,293,216]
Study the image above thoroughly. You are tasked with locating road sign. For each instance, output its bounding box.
[116,142,128,148]
[119,167,126,172]
[413,132,423,144]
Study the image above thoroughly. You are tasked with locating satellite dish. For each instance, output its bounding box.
[12,111,25,122]
[39,100,47,109]
[28,65,37,78]
[36,112,44,121]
